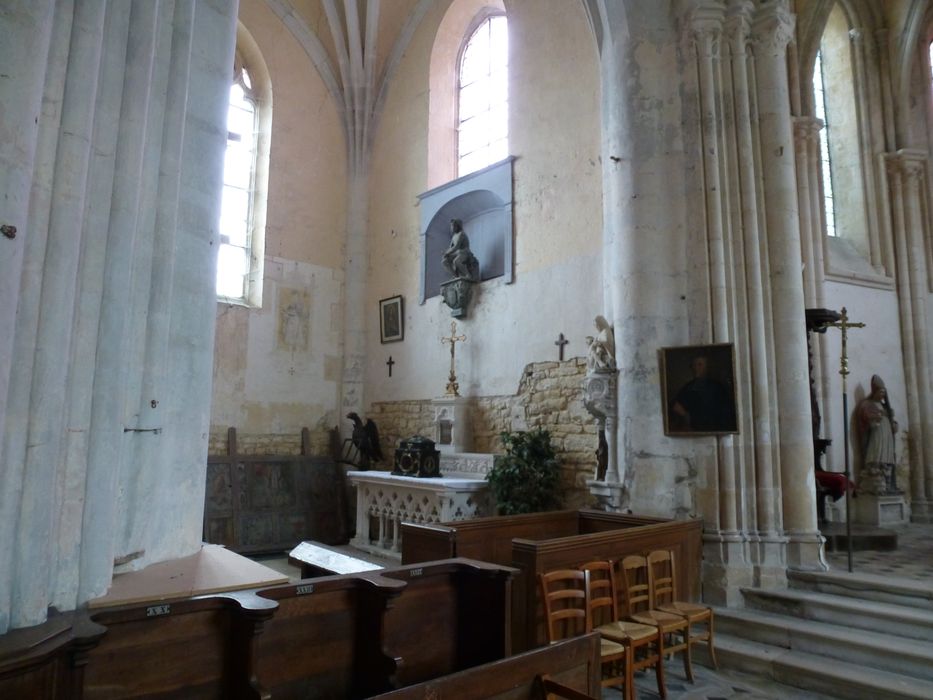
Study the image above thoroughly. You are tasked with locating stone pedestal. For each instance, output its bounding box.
[433,395,472,454]
[439,277,476,318]
[855,493,910,528]
[586,480,625,511]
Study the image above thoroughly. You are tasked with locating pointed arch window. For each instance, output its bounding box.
[457,14,508,177]
[813,50,836,237]
[217,48,268,306]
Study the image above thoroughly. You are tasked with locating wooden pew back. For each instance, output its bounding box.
[378,559,514,687]
[84,593,275,699]
[371,633,600,700]
[255,575,403,699]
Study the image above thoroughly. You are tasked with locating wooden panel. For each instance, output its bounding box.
[512,519,704,651]
[85,593,276,699]
[372,633,601,700]
[255,575,402,699]
[204,428,347,554]
[0,613,105,700]
[401,511,579,566]
[379,559,515,688]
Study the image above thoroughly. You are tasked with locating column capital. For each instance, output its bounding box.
[724,0,755,54]
[689,1,726,56]
[885,149,927,180]
[848,27,864,44]
[793,116,823,145]
[751,2,796,58]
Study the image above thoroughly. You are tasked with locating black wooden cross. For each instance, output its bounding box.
[554,333,569,361]
[386,356,395,377]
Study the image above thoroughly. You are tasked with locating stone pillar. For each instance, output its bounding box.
[0,0,237,634]
[752,2,824,569]
[885,150,933,521]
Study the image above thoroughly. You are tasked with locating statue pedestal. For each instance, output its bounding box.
[440,277,476,318]
[855,493,910,528]
[587,480,626,512]
[433,395,472,454]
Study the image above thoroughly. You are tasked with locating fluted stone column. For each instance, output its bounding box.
[885,150,933,521]
[0,0,237,633]
[752,2,823,569]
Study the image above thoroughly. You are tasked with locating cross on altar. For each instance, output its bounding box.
[441,321,467,397]
[555,333,569,361]
[386,356,395,377]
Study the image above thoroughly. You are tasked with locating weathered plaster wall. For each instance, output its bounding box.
[365,0,603,415]
[210,0,348,451]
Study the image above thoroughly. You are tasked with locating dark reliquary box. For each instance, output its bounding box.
[393,435,441,478]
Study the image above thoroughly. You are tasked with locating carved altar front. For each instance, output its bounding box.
[348,453,494,559]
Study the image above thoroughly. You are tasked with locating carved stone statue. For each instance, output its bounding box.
[441,219,480,281]
[856,375,899,494]
[585,315,616,373]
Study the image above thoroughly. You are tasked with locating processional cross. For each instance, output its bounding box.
[826,306,866,573]
[441,321,467,397]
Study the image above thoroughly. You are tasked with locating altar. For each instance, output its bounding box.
[348,452,494,559]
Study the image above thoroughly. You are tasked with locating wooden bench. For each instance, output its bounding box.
[372,633,601,700]
[83,591,276,699]
[378,558,515,687]
[402,509,702,651]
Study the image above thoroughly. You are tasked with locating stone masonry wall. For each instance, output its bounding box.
[369,357,597,508]
[207,427,332,456]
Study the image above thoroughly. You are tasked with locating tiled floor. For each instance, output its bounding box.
[250,523,933,699]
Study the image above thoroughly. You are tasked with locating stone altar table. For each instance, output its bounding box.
[348,452,494,559]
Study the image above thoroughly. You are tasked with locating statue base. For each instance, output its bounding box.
[440,277,476,318]
[855,493,910,528]
[587,479,627,512]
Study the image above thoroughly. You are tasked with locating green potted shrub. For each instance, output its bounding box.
[486,427,562,515]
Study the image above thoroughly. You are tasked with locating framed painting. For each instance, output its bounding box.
[660,342,738,436]
[379,295,404,343]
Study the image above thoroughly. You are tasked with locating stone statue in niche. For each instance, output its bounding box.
[440,218,479,318]
[856,374,899,495]
[585,315,616,373]
[441,218,480,281]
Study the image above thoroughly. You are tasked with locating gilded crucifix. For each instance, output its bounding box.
[441,321,467,397]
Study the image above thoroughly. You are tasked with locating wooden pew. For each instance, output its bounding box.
[377,558,515,687]
[83,591,277,699]
[253,573,403,699]
[401,510,702,651]
[0,611,106,700]
[372,633,601,700]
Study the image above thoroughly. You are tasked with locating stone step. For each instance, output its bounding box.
[695,634,933,700]
[789,569,933,611]
[714,606,933,680]
[741,586,933,642]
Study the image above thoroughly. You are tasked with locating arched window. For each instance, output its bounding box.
[217,43,269,306]
[457,14,508,177]
[813,50,836,237]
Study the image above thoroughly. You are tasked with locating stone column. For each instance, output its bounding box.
[752,2,824,569]
[0,0,237,634]
[885,150,933,521]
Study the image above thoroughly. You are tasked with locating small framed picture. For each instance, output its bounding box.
[660,343,738,435]
[379,295,404,343]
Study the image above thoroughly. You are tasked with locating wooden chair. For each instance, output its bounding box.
[618,554,693,682]
[648,549,718,669]
[539,569,628,692]
[580,560,666,700]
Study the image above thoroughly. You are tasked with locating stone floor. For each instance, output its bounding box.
[823,519,933,581]
[250,521,933,699]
